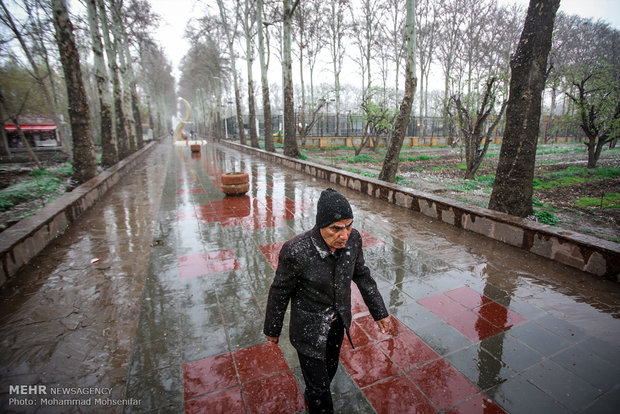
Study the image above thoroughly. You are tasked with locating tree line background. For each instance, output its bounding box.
[0,0,617,216]
[1,0,176,185]
[180,0,618,163]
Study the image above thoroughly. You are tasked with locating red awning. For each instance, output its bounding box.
[4,125,56,132]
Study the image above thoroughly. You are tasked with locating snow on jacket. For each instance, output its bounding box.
[263,225,388,359]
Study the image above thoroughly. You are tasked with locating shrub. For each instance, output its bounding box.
[0,175,63,211]
[535,209,559,225]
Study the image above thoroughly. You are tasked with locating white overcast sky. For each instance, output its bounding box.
[149,0,620,87]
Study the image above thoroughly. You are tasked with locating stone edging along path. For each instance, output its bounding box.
[223,140,620,281]
[0,140,159,286]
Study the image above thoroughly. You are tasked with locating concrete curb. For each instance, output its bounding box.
[0,140,159,286]
[223,140,620,281]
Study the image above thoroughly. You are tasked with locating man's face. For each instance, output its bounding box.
[320,219,353,252]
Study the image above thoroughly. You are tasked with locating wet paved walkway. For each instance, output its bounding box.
[2,139,620,413]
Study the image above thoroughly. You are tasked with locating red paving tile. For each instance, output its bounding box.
[363,374,436,414]
[181,196,310,230]
[183,353,238,400]
[178,250,240,280]
[184,387,245,414]
[233,342,289,384]
[258,242,285,270]
[177,188,205,195]
[242,371,306,414]
[445,311,504,341]
[341,320,372,352]
[351,285,369,319]
[444,286,493,309]
[378,332,440,372]
[474,301,527,330]
[358,229,386,248]
[445,394,507,414]
[407,359,480,411]
[340,344,401,388]
[418,293,467,318]
[356,314,410,341]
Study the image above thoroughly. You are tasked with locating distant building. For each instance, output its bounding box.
[4,117,59,148]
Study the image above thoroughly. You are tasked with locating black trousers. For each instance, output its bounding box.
[297,316,345,414]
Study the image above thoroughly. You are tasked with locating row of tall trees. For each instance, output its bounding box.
[187,0,617,218]
[189,0,617,155]
[0,0,176,186]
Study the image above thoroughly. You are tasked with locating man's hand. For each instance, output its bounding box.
[376,316,391,334]
[264,335,279,344]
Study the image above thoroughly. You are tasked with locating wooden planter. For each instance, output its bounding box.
[221,172,249,196]
[190,144,201,152]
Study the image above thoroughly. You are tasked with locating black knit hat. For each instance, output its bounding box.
[315,188,353,228]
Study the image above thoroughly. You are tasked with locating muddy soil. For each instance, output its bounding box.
[305,144,620,243]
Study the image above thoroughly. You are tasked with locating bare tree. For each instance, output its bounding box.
[416,0,439,124]
[240,0,259,147]
[378,0,417,183]
[282,0,301,157]
[436,0,465,145]
[178,36,227,138]
[383,0,406,106]
[293,0,324,136]
[489,0,560,217]
[450,77,508,179]
[110,0,137,153]
[216,0,246,145]
[86,0,117,168]
[257,0,274,151]
[323,0,348,136]
[51,0,97,185]
[565,62,620,168]
[98,0,130,159]
[349,0,385,99]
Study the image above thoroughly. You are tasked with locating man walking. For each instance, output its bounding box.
[264,188,391,413]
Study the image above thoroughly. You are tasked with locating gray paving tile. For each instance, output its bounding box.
[445,343,516,391]
[552,344,620,391]
[507,321,572,357]
[125,364,184,412]
[413,320,471,356]
[487,375,569,413]
[522,360,602,411]
[481,332,544,373]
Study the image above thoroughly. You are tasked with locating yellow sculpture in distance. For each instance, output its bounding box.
[173,98,192,141]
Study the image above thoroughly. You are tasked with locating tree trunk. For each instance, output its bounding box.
[120,22,143,149]
[111,0,137,154]
[86,0,117,168]
[51,0,97,185]
[257,0,274,152]
[98,0,130,160]
[379,0,416,183]
[216,0,246,145]
[0,101,11,159]
[488,0,559,217]
[282,0,301,157]
[246,44,259,148]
